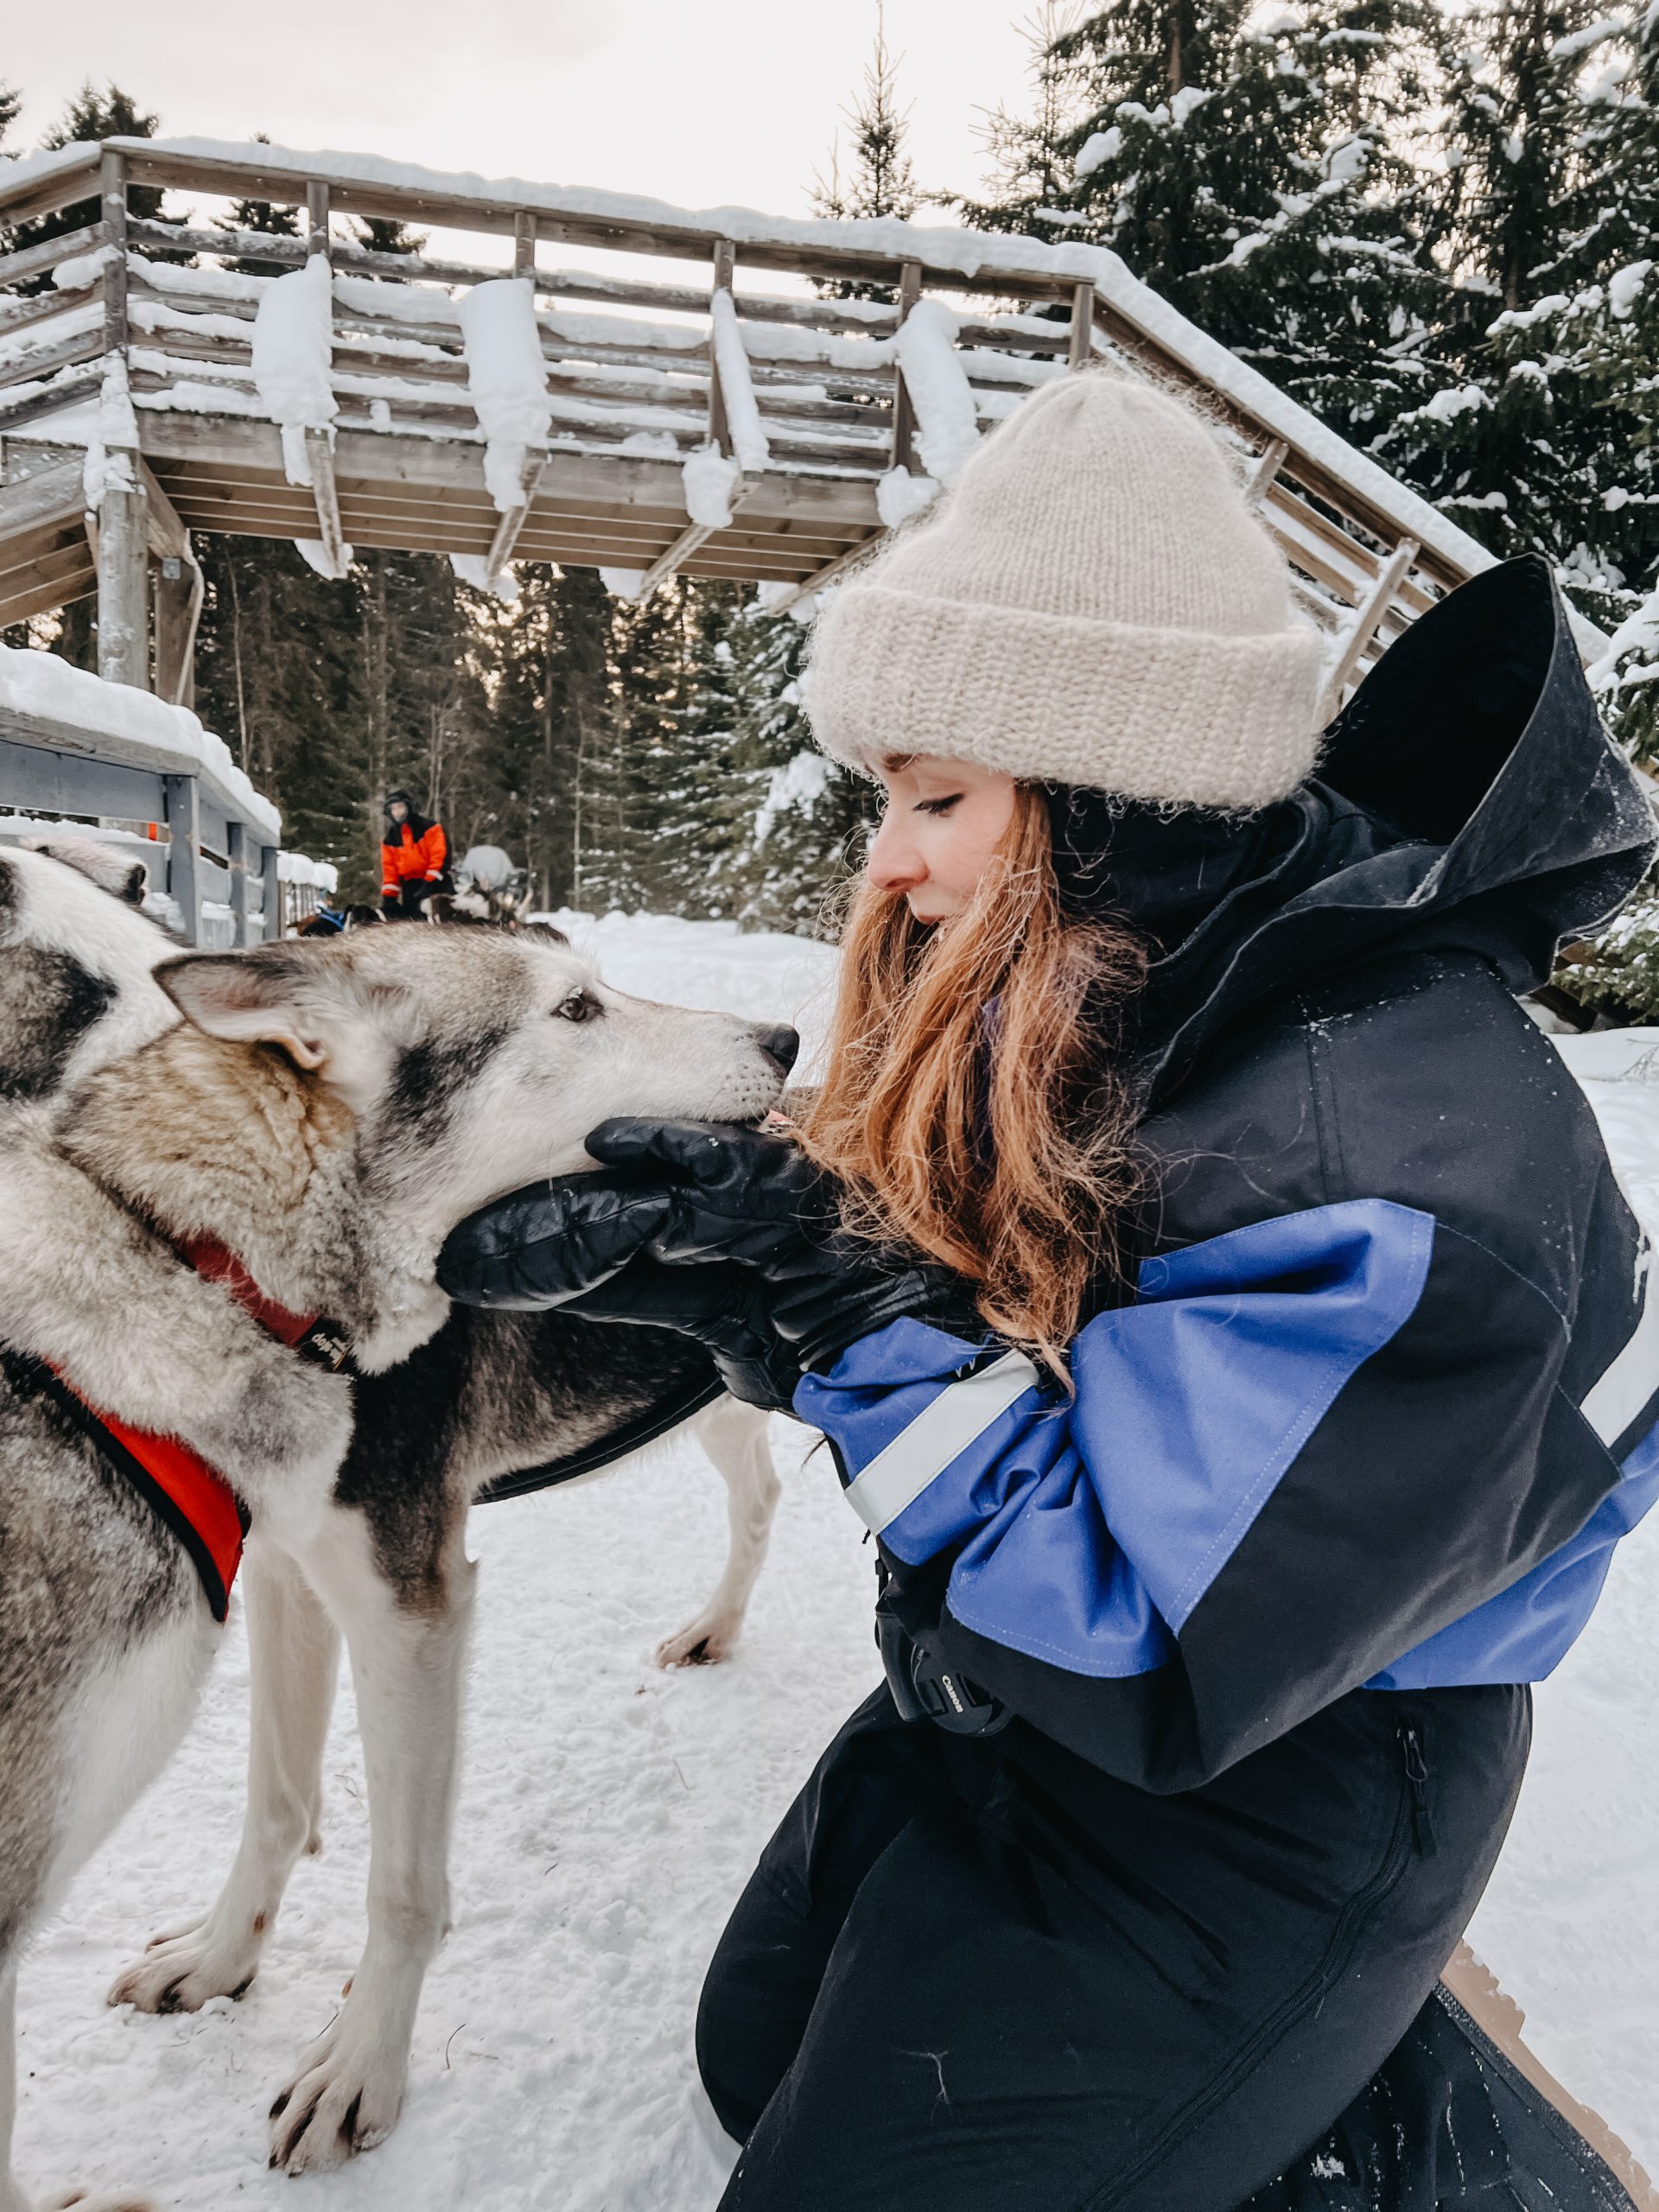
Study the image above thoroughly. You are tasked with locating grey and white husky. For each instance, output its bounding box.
[0,840,791,2208]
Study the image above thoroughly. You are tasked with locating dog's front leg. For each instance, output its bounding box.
[109,1535,341,2016]
[267,1509,475,2177]
[657,1396,782,1667]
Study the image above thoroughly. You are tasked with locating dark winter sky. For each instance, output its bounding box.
[9,2,1037,220]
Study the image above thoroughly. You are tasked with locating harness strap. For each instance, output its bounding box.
[22,1357,248,1624]
[21,1239,351,1624]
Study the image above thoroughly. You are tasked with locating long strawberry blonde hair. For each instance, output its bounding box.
[800,782,1147,1363]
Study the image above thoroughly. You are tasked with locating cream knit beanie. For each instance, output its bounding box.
[804,373,1327,810]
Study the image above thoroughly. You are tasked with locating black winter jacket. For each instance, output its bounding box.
[798,556,1659,1792]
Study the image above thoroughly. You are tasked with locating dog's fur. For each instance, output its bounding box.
[0,842,789,2207]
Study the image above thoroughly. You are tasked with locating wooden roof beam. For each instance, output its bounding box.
[765,528,887,615]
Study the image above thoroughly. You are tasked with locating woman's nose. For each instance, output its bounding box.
[867,817,923,893]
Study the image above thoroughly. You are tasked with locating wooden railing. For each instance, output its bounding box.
[0,685,283,944]
[0,136,1535,698]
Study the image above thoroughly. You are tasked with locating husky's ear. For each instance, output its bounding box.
[156,945,343,1071]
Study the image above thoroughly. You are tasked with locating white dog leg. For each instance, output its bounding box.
[108,1537,340,2015]
[656,1397,782,1668]
[267,1513,476,2177]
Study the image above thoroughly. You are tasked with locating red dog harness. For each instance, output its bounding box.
[35,1236,352,1624]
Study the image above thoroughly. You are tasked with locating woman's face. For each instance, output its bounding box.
[867,756,1019,922]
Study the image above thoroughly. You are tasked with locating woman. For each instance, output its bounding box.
[439,378,1657,2209]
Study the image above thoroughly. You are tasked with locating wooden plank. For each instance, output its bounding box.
[512,212,537,280]
[0,530,96,597]
[0,329,107,395]
[153,546,203,707]
[126,216,911,336]
[137,411,883,522]
[111,144,1068,297]
[303,427,351,576]
[0,287,99,343]
[163,772,202,944]
[0,372,103,434]
[1067,282,1096,372]
[889,260,922,472]
[0,458,85,541]
[137,459,189,561]
[0,149,101,229]
[0,729,163,818]
[766,527,887,613]
[1318,536,1420,718]
[0,561,99,630]
[482,449,546,579]
[305,181,330,261]
[635,519,719,595]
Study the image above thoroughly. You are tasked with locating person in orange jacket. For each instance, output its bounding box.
[380,790,449,918]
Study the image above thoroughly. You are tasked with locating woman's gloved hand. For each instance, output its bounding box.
[436,1118,980,1413]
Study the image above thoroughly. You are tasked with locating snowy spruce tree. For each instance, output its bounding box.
[1369,1,1618,569]
[810,1,920,302]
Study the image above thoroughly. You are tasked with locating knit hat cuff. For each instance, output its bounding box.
[809,584,1330,810]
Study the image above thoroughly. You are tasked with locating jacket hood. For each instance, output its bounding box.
[1052,556,1657,1105]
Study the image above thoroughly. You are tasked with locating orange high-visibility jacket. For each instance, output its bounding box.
[381,819,447,896]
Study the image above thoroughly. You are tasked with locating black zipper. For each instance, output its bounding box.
[1400,1719,1437,1857]
[1084,1723,1426,2212]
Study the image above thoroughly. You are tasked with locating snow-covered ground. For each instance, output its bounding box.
[13,923,1659,2208]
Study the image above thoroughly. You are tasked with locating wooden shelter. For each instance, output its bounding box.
[0,136,1531,710]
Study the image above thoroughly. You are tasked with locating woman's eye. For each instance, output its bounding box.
[556,991,600,1023]
[916,793,963,817]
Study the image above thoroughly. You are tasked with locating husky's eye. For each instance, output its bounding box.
[556,989,601,1024]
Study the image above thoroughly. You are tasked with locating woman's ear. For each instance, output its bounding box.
[155,946,334,1070]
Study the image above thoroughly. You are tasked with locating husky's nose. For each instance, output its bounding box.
[754,1024,800,1076]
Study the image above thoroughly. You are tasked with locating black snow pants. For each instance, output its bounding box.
[697,1679,1532,2212]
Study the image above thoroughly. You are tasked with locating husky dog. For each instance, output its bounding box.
[0,842,792,2206]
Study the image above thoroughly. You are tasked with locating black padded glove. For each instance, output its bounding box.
[436,1117,980,1413]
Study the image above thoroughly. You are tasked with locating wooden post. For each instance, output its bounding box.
[708,238,736,456]
[512,212,537,282]
[257,843,281,940]
[96,472,149,690]
[889,260,923,472]
[227,818,249,945]
[1067,281,1096,371]
[163,772,202,945]
[96,147,150,690]
[305,181,329,261]
[100,148,130,355]
[1244,437,1290,508]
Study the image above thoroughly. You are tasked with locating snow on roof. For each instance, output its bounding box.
[84,137,1501,588]
[0,644,282,842]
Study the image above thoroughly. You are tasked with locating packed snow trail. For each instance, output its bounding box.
[13,920,1657,2207]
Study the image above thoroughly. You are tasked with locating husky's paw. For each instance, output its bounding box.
[267,2015,406,2175]
[106,1914,264,2014]
[656,1610,742,1668]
